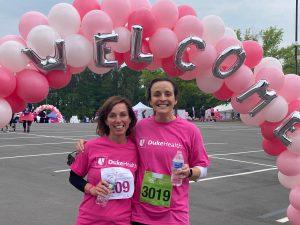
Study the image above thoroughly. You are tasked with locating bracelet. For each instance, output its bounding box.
[187,168,193,178]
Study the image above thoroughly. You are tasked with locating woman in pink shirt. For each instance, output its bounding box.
[69,96,138,225]
[76,78,210,225]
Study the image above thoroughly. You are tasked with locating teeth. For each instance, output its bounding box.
[115,125,124,129]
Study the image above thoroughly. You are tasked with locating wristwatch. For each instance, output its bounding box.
[188,168,193,178]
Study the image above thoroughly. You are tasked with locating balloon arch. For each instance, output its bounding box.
[0,0,299,222]
[34,104,63,123]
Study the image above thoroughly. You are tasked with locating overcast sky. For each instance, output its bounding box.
[0,0,296,47]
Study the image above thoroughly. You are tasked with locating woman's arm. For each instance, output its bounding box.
[69,170,88,192]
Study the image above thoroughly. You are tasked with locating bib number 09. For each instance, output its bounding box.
[141,186,170,201]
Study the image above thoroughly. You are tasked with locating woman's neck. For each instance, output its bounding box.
[154,113,176,123]
[107,135,127,144]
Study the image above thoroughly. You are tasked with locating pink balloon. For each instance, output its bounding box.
[46,68,72,89]
[240,112,265,127]
[81,10,113,41]
[0,35,26,46]
[260,121,281,141]
[231,94,261,114]
[173,15,203,42]
[189,43,217,71]
[88,61,112,74]
[179,69,200,81]
[102,0,131,27]
[288,99,300,115]
[109,27,131,53]
[129,0,151,11]
[128,8,157,38]
[278,74,300,102]
[287,129,300,155]
[161,53,188,77]
[262,138,286,156]
[114,52,125,66]
[213,83,233,101]
[290,186,300,210]
[277,150,300,176]
[4,91,26,113]
[16,70,49,103]
[225,65,254,94]
[70,66,86,75]
[73,0,101,19]
[287,204,300,224]
[0,67,16,98]
[146,57,162,71]
[255,67,284,91]
[178,5,197,18]
[151,0,179,29]
[124,52,148,71]
[242,40,263,68]
[196,69,224,93]
[18,11,48,39]
[149,28,178,59]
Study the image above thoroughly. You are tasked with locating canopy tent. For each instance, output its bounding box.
[214,103,234,120]
[133,102,153,120]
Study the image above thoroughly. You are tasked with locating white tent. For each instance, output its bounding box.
[214,103,234,120]
[133,102,153,120]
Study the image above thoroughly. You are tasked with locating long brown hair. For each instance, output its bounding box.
[96,96,137,136]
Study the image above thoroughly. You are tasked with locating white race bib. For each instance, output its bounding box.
[101,167,134,199]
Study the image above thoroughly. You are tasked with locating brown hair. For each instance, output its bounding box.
[147,77,179,102]
[97,96,137,136]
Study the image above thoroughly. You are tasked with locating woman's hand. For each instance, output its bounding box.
[88,181,111,197]
[174,164,190,179]
[75,139,86,153]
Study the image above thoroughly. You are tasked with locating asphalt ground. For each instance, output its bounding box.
[0,121,290,225]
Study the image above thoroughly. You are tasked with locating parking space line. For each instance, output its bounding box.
[276,217,289,223]
[0,152,71,160]
[210,156,276,167]
[219,128,258,131]
[0,141,74,148]
[210,150,263,156]
[196,168,277,182]
[19,133,78,141]
[205,142,228,145]
[54,169,70,173]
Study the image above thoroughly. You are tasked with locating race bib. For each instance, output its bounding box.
[101,167,134,200]
[140,171,172,208]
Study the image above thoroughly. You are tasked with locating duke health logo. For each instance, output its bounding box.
[139,138,146,148]
[97,157,107,166]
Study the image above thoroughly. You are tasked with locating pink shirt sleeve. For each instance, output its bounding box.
[70,147,89,177]
[188,125,210,168]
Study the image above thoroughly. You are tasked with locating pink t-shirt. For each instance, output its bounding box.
[71,136,138,225]
[132,116,210,225]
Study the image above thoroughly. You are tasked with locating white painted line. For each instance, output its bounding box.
[54,169,70,173]
[0,141,75,148]
[210,156,276,167]
[204,143,228,145]
[210,150,264,156]
[219,128,258,132]
[0,135,96,140]
[21,133,78,141]
[195,168,277,182]
[0,152,71,160]
[276,217,289,223]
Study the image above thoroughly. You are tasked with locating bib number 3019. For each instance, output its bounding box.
[140,171,172,207]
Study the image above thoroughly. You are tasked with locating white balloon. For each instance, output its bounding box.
[254,57,283,74]
[0,98,12,128]
[196,69,223,93]
[202,15,225,45]
[278,171,300,189]
[65,34,92,67]
[48,3,81,38]
[224,27,237,39]
[240,113,265,126]
[27,25,61,58]
[0,41,29,72]
[262,95,288,122]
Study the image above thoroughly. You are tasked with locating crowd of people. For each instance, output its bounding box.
[69,78,210,225]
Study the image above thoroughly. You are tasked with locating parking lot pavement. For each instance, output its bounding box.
[0,122,289,225]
